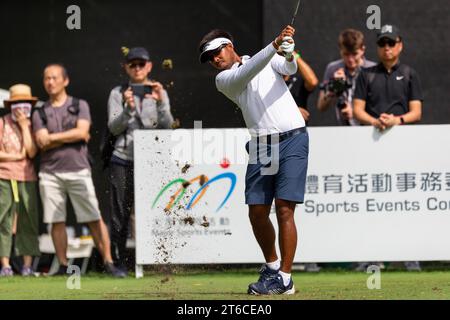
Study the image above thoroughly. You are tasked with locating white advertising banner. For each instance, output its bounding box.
[134,125,450,271]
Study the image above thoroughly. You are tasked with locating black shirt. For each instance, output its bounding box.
[285,73,312,110]
[354,62,423,118]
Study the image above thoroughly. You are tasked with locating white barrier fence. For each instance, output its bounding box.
[134,125,450,277]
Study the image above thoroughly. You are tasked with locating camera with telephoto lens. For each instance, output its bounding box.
[320,77,353,109]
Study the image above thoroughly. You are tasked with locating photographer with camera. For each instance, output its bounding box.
[106,47,177,274]
[317,29,376,126]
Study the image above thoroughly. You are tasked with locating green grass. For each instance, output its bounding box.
[1,270,450,300]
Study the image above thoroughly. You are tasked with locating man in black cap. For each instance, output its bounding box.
[353,25,423,131]
[353,25,423,271]
[106,47,176,274]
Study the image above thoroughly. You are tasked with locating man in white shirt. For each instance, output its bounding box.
[199,26,309,295]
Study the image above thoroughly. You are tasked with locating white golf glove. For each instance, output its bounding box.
[280,36,295,60]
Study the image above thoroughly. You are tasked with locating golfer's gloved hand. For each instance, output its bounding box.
[280,36,295,60]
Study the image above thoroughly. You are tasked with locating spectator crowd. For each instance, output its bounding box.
[0,24,423,277]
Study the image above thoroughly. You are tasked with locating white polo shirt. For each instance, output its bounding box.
[215,43,305,136]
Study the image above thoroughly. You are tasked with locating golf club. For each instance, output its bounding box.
[290,0,301,26]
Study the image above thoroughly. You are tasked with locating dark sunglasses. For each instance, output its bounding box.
[127,61,147,69]
[377,38,399,48]
[207,44,227,62]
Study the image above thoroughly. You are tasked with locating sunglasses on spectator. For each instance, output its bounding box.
[377,38,400,48]
[127,61,147,69]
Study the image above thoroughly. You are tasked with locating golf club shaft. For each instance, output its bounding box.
[290,0,301,26]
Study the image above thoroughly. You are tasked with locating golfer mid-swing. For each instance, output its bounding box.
[199,25,309,295]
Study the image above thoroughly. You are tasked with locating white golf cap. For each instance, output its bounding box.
[199,37,232,63]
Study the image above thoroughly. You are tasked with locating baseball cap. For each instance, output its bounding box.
[377,25,401,42]
[124,47,150,62]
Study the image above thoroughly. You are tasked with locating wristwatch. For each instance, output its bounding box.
[400,116,405,125]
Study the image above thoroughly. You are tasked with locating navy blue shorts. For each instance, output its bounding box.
[245,128,309,205]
